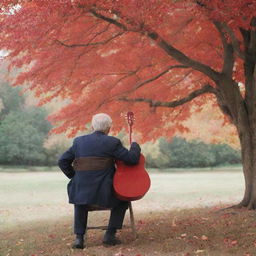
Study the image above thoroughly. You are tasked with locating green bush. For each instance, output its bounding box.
[0,109,51,165]
[144,137,241,168]
[0,82,24,119]
[210,143,241,165]
[0,83,56,166]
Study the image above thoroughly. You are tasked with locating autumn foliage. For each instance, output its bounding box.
[0,0,253,141]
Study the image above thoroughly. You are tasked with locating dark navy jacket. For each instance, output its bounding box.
[58,131,141,207]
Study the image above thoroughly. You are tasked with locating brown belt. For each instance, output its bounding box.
[73,156,114,171]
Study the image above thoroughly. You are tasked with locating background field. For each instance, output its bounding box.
[1,167,244,229]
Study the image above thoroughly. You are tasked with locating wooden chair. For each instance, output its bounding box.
[85,202,137,239]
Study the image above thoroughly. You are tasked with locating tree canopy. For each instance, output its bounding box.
[0,0,254,140]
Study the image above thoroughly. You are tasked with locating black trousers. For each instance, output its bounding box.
[74,202,128,235]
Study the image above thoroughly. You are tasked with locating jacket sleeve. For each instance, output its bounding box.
[112,139,141,165]
[58,142,75,179]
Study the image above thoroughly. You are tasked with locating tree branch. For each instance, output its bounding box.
[55,32,124,48]
[85,23,111,44]
[121,65,189,95]
[197,1,245,60]
[145,31,220,82]
[119,84,217,108]
[88,10,221,83]
[90,10,128,31]
[221,23,245,60]
[242,17,256,104]
[213,21,235,77]
[249,17,256,58]
[213,21,228,51]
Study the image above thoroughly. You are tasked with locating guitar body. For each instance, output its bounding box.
[113,154,151,201]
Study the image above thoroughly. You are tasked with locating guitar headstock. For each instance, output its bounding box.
[126,111,134,127]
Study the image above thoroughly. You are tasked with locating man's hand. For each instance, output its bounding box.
[131,134,140,144]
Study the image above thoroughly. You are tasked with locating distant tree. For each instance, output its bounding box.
[144,137,241,168]
[0,109,51,165]
[0,83,51,165]
[211,144,241,166]
[159,137,216,168]
[0,82,24,120]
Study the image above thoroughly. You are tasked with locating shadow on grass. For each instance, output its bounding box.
[2,206,256,256]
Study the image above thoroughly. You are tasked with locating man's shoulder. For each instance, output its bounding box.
[105,135,120,144]
[73,133,120,145]
[73,134,87,143]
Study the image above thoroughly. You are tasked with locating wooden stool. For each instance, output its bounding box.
[85,202,137,239]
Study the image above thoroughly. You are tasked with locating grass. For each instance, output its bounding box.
[0,165,243,173]
[0,168,252,256]
[152,165,243,173]
[0,165,58,173]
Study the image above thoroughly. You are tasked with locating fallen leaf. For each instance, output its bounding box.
[223,238,238,247]
[114,253,125,256]
[201,235,208,241]
[196,250,205,254]
[231,240,238,245]
[172,217,177,227]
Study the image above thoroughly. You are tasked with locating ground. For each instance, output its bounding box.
[1,166,255,256]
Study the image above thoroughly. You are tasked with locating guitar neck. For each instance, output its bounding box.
[129,124,132,145]
[126,111,134,146]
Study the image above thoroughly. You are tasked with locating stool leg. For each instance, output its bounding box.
[128,202,137,239]
[84,223,88,245]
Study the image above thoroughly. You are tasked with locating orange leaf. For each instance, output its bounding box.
[201,235,208,241]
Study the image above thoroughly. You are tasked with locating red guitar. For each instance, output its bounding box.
[113,112,151,201]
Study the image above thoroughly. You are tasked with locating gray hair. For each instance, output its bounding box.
[92,113,112,132]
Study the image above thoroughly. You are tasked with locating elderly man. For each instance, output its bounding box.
[58,113,141,249]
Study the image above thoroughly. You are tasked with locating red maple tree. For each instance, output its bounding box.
[1,0,256,208]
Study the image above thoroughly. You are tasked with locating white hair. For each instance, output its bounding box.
[92,113,112,132]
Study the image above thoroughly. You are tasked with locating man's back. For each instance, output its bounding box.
[58,131,141,207]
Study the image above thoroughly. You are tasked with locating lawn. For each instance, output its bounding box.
[1,167,252,256]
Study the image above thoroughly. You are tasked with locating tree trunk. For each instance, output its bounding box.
[216,77,256,209]
[235,109,256,209]
[238,24,256,209]
[237,129,253,208]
